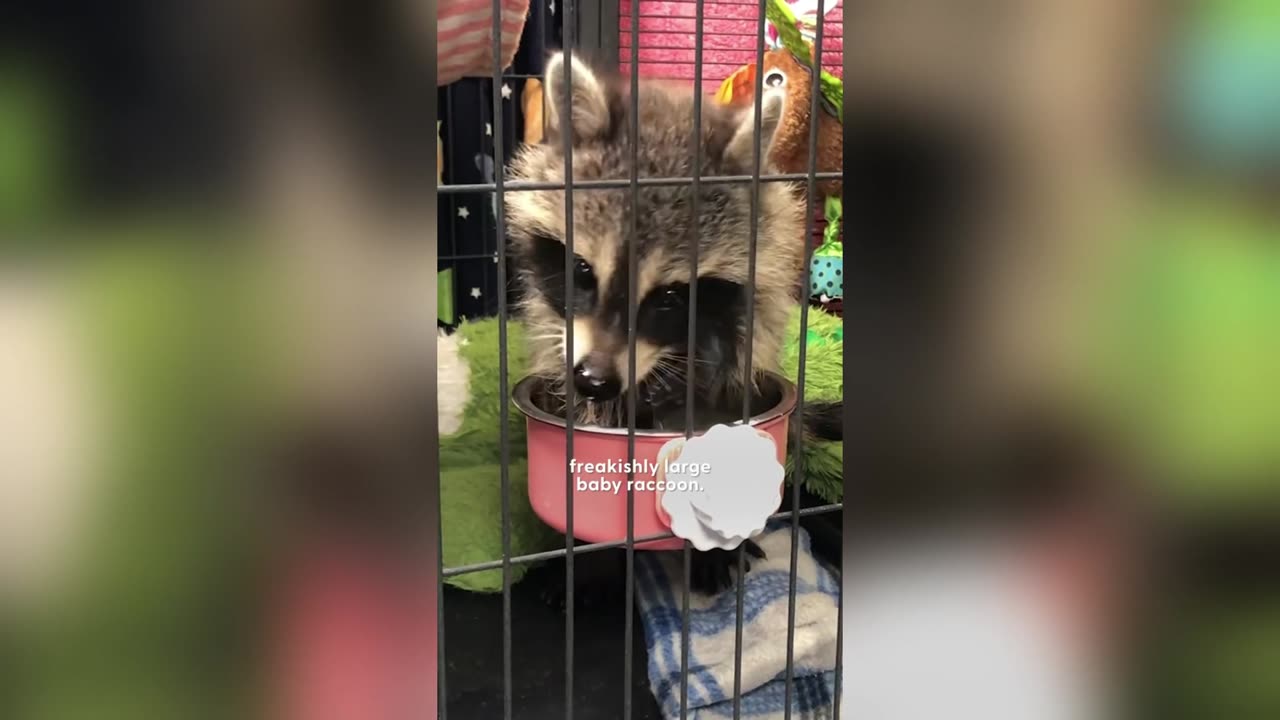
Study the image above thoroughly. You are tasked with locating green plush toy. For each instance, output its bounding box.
[438,304,844,592]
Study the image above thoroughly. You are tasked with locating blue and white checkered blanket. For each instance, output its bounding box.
[636,522,840,719]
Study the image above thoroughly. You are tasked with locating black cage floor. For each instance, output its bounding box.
[442,563,663,719]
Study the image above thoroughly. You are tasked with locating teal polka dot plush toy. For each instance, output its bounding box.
[809,197,843,299]
[810,255,842,297]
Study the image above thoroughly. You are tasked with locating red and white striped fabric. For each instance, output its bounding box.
[438,0,530,87]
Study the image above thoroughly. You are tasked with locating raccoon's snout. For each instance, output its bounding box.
[573,351,621,401]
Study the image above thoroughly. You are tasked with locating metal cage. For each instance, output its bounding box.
[438,1,843,717]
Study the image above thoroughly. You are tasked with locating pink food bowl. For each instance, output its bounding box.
[513,371,797,550]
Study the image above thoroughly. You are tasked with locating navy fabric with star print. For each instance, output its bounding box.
[438,1,559,329]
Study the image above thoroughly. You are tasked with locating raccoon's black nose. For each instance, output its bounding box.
[573,356,621,401]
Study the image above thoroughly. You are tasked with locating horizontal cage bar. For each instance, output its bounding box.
[441,504,843,577]
[438,171,843,193]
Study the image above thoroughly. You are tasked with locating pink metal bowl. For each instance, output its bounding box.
[513,372,796,550]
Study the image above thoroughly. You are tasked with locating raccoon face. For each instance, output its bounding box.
[507,53,806,423]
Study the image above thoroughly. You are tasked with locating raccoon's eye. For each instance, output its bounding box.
[652,286,686,312]
[573,256,594,284]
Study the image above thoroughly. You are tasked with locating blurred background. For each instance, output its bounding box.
[0,0,1276,718]
[839,0,1277,717]
[1,1,439,718]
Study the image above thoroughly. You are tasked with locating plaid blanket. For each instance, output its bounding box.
[636,522,840,719]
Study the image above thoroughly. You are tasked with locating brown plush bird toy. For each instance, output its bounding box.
[716,47,842,201]
[716,0,844,304]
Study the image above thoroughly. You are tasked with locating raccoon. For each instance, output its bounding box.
[508,52,808,428]
[506,52,837,598]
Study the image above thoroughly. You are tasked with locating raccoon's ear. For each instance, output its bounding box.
[723,89,785,169]
[543,52,611,142]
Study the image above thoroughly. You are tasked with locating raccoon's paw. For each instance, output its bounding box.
[802,400,843,442]
[689,541,766,596]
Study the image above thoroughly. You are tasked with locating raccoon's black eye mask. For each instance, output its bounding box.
[525,233,746,374]
[528,234,597,315]
[636,277,747,411]
[637,280,744,352]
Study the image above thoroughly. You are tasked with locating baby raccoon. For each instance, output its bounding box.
[508,52,805,428]
[506,52,835,598]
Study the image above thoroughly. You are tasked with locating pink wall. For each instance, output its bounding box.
[618,1,843,91]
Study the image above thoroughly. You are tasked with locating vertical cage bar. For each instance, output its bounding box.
[486,1,512,717]
[438,73,455,720]
[561,3,578,718]
[490,1,514,718]
[538,0,548,134]
[739,6,769,420]
[784,0,827,717]
[438,423,448,720]
[733,1,771,717]
[445,86,459,262]
[834,584,844,718]
[623,0,641,716]
[481,89,494,307]
[680,0,708,716]
[437,520,448,717]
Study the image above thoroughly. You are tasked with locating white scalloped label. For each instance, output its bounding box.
[654,424,784,551]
